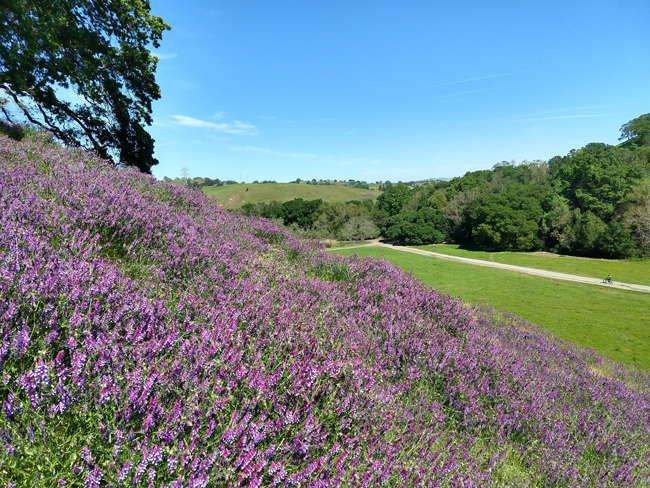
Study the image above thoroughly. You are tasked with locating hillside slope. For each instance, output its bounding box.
[1,133,650,487]
[201,182,380,209]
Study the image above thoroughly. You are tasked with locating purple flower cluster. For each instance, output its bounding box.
[1,133,649,486]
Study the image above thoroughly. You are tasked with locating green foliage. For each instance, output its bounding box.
[308,260,353,282]
[619,113,650,142]
[279,198,323,228]
[428,190,448,212]
[311,201,380,241]
[339,216,380,241]
[255,229,286,244]
[571,209,607,255]
[625,181,650,251]
[467,184,545,250]
[0,121,54,144]
[0,120,28,141]
[549,143,644,219]
[376,183,414,216]
[0,0,170,172]
[240,198,383,241]
[246,116,649,259]
[492,160,548,185]
[596,220,639,259]
[436,169,493,199]
[240,201,284,221]
[541,193,573,251]
[385,207,451,245]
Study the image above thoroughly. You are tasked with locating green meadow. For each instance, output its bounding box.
[201,182,380,209]
[413,244,650,286]
[330,246,650,369]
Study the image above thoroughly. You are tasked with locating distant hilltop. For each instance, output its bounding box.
[162,175,453,188]
[406,177,453,187]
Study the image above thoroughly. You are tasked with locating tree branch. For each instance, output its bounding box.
[0,84,53,132]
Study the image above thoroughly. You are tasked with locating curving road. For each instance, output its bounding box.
[332,241,650,294]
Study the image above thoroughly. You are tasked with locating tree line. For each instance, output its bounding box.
[240,114,650,259]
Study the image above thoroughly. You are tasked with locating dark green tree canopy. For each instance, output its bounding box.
[549,143,644,219]
[466,184,546,251]
[619,113,650,142]
[279,198,323,228]
[0,0,170,172]
[385,207,451,245]
[376,183,414,216]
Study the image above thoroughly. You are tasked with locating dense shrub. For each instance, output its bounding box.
[279,198,323,228]
[385,208,451,245]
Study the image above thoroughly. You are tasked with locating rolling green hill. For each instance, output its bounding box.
[201,182,381,208]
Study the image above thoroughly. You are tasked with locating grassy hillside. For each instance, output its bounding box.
[3,132,650,486]
[201,182,380,208]
[331,246,650,368]
[414,244,650,286]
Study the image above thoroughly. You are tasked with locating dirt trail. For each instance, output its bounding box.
[331,241,650,294]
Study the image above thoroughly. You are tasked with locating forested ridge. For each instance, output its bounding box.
[240,114,650,259]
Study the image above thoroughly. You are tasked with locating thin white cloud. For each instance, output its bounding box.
[230,146,318,159]
[431,71,526,88]
[517,114,604,121]
[520,103,631,117]
[171,115,256,135]
[457,111,606,126]
[443,83,527,97]
[259,116,276,120]
[229,146,381,167]
[531,105,608,114]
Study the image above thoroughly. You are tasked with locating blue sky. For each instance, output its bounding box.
[148,0,650,182]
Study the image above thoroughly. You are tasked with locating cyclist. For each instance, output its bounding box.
[605,274,613,284]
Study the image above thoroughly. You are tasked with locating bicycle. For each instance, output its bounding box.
[602,277,613,285]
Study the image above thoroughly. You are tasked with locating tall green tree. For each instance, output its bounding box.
[0,0,170,173]
[549,143,644,220]
[467,184,546,250]
[376,183,414,216]
[619,113,650,142]
[385,208,451,245]
[280,198,323,228]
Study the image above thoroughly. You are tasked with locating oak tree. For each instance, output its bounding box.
[0,0,170,172]
[619,113,650,142]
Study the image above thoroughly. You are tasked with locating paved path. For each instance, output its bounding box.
[332,242,650,294]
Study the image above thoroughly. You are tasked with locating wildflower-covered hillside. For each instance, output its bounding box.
[1,133,650,487]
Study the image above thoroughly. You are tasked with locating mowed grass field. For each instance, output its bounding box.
[201,183,380,209]
[414,244,650,286]
[330,246,650,369]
